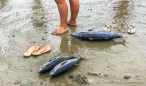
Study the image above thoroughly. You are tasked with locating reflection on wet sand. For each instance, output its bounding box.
[59,29,79,55]
[30,0,50,45]
[1,0,146,86]
[113,0,134,33]
[60,27,78,55]
[50,76,70,86]
[31,0,47,28]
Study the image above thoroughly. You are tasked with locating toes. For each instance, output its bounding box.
[51,29,68,35]
[51,30,63,35]
[51,31,57,35]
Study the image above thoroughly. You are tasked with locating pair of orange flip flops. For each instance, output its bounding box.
[23,45,51,57]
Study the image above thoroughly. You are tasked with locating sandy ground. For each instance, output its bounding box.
[0,0,146,86]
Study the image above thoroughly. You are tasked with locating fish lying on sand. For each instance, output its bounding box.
[50,57,84,77]
[39,56,78,74]
[71,29,122,41]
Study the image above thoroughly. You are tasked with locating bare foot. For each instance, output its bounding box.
[51,26,68,35]
[67,20,77,27]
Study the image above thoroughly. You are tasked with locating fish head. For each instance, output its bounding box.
[38,61,51,74]
[71,32,84,38]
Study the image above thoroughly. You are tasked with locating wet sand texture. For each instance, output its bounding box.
[0,0,146,86]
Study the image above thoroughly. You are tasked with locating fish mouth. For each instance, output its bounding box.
[70,33,79,38]
[69,34,73,36]
[70,33,75,36]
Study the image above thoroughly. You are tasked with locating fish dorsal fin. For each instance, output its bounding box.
[60,60,67,65]
[50,57,58,62]
[75,64,78,66]
[49,59,52,62]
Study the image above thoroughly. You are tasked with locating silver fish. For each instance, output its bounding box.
[39,56,78,74]
[50,57,83,77]
[71,29,122,41]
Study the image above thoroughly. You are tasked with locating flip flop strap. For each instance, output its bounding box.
[38,45,45,50]
[26,46,37,53]
[40,46,47,54]
[37,45,47,54]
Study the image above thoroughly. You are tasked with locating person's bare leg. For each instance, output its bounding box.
[52,0,68,35]
[67,0,79,26]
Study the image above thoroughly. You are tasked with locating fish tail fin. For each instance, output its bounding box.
[117,35,122,38]
[70,34,75,37]
[114,34,122,38]
[78,55,86,60]
[69,54,79,59]
[49,75,53,82]
[80,57,85,60]
[49,74,52,78]
[69,34,73,36]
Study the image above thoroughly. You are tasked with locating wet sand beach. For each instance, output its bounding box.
[0,0,146,86]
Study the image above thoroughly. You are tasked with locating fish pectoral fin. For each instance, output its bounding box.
[104,38,109,39]
[75,64,78,66]
[89,38,99,40]
[65,68,73,71]
[66,65,77,71]
[67,68,71,71]
[88,29,94,31]
[89,38,93,40]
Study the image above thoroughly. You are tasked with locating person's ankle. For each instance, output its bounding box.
[58,25,68,30]
[68,20,76,24]
[59,25,67,29]
[67,20,77,26]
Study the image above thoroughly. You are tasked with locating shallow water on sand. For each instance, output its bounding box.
[0,0,146,86]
